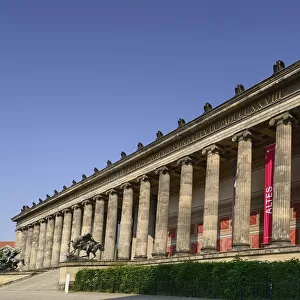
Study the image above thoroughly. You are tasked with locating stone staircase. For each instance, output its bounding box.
[0,269,59,291]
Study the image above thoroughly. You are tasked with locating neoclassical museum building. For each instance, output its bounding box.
[11,60,300,274]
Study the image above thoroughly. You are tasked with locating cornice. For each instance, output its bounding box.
[11,60,300,222]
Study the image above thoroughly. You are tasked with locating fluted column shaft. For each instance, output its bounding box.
[232,130,252,249]
[43,216,55,268]
[24,225,33,269]
[70,205,82,255]
[202,145,221,252]
[93,196,105,243]
[36,219,47,269]
[176,157,193,254]
[81,200,93,235]
[270,112,293,246]
[20,228,28,260]
[60,209,72,262]
[14,230,22,250]
[118,183,134,260]
[51,212,63,267]
[93,196,105,260]
[153,167,170,257]
[103,190,118,260]
[135,175,151,259]
[29,222,40,269]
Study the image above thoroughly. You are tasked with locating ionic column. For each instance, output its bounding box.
[14,229,22,251]
[270,112,294,246]
[51,212,63,267]
[20,228,28,261]
[201,145,221,252]
[232,130,252,250]
[36,219,47,269]
[176,157,193,255]
[60,209,72,262]
[103,189,118,260]
[135,175,151,259]
[81,200,93,235]
[118,183,133,260]
[152,166,170,258]
[70,204,82,256]
[43,216,55,268]
[92,195,105,260]
[29,222,40,269]
[24,225,33,269]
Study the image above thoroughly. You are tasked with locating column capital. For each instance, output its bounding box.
[177,156,193,166]
[202,144,222,156]
[54,211,62,217]
[232,130,252,142]
[38,218,46,224]
[62,208,71,215]
[46,215,54,221]
[33,221,40,226]
[27,224,34,229]
[120,182,133,190]
[106,189,118,196]
[82,199,93,206]
[269,112,296,126]
[93,194,105,201]
[137,174,150,183]
[71,204,82,210]
[155,166,170,175]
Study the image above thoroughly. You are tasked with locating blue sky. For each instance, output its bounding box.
[0,1,299,240]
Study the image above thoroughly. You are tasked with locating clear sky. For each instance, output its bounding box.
[0,1,299,240]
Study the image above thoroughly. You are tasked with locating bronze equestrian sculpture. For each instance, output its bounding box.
[68,233,104,260]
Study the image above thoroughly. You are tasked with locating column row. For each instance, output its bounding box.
[16,112,294,267]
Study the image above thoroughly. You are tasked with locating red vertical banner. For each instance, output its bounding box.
[263,144,275,244]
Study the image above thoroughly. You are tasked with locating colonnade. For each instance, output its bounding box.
[14,112,295,269]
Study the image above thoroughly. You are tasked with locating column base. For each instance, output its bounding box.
[117,257,130,261]
[175,250,190,257]
[152,252,168,259]
[201,247,218,253]
[134,255,147,260]
[231,243,250,251]
[267,239,292,248]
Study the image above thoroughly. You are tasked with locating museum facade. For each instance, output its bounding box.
[11,60,300,271]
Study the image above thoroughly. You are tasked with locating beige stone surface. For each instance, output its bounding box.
[0,274,30,286]
[135,176,151,259]
[270,112,293,245]
[103,190,118,260]
[118,184,133,260]
[176,158,193,254]
[153,167,170,257]
[202,146,220,252]
[51,213,63,267]
[232,130,252,249]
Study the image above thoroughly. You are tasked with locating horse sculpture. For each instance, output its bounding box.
[68,233,104,259]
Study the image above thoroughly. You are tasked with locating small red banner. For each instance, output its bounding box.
[263,144,275,244]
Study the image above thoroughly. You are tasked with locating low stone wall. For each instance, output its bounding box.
[59,246,300,289]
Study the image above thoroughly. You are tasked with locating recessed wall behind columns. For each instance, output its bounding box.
[168,155,300,215]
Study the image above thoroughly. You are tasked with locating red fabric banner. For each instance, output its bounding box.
[263,144,275,244]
